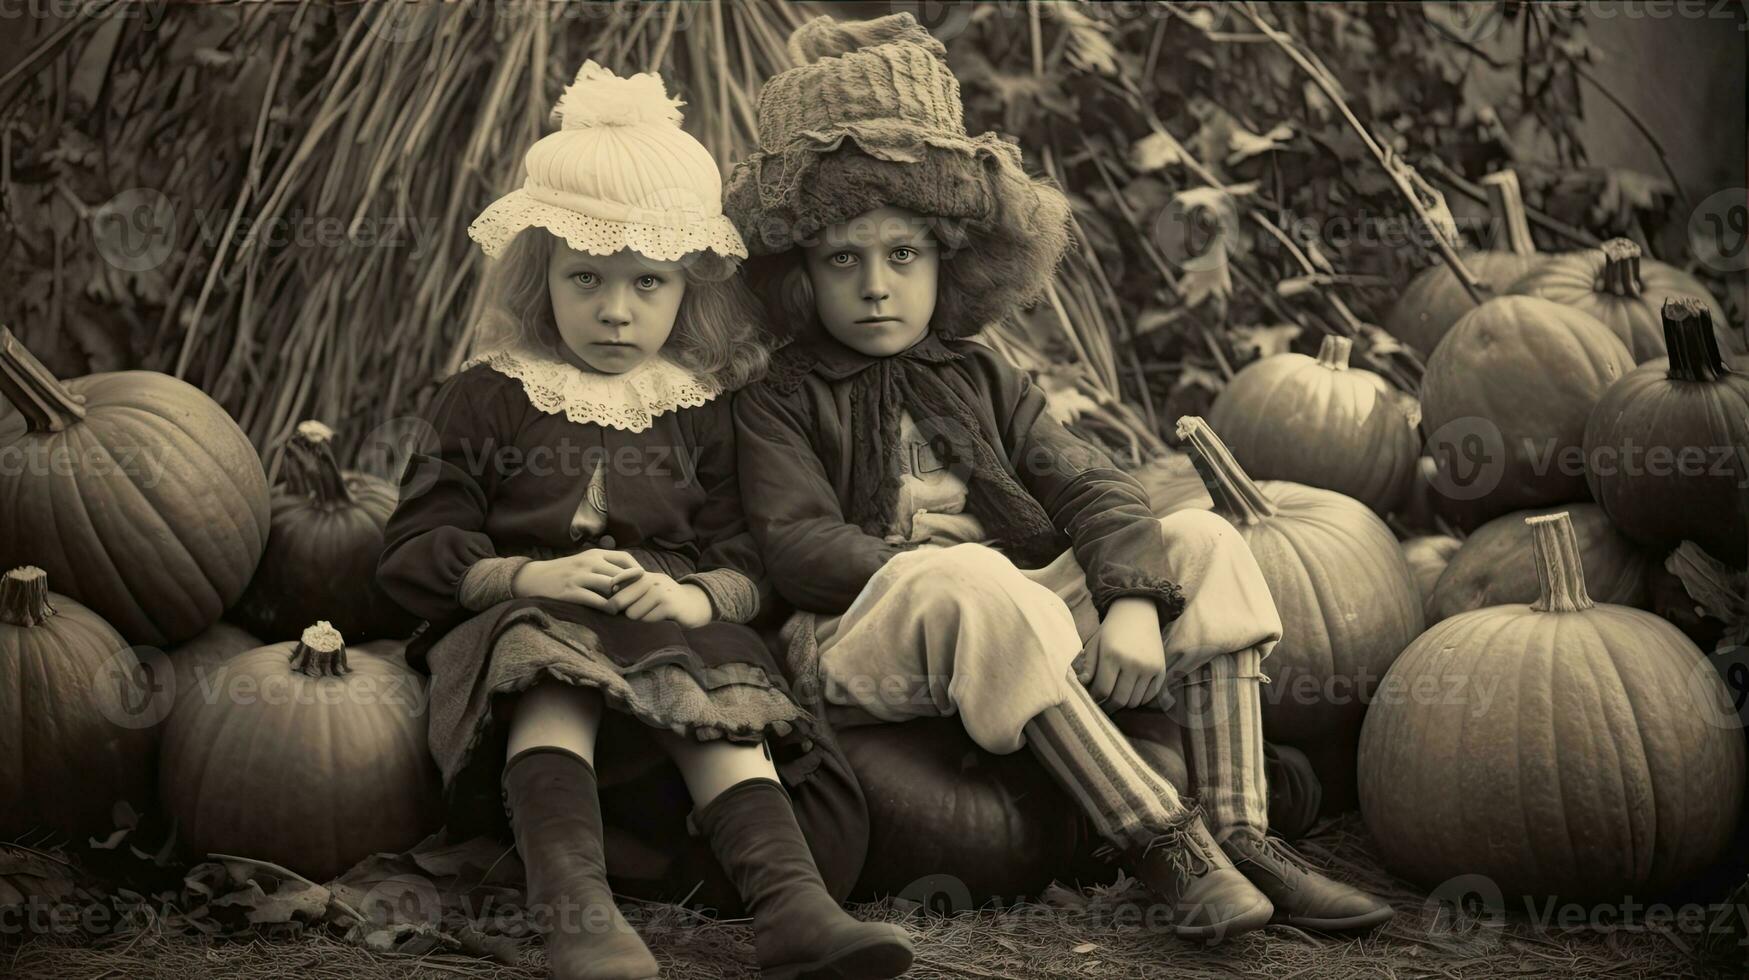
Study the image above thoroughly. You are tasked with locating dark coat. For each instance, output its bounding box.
[732,331,1185,622]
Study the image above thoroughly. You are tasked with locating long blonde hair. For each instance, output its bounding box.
[470,228,770,391]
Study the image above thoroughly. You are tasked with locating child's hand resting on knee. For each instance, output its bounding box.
[604,567,714,629]
[1082,597,1167,712]
[511,549,643,610]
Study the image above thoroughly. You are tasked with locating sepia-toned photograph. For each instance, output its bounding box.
[0,2,1744,977]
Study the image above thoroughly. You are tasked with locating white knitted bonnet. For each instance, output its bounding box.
[467,60,746,262]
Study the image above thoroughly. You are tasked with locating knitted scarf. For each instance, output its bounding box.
[771,331,1064,566]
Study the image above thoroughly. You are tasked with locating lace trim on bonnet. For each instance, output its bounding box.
[464,347,719,433]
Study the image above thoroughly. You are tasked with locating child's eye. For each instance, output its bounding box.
[827,252,857,268]
[572,272,598,287]
[890,246,917,264]
[636,275,663,290]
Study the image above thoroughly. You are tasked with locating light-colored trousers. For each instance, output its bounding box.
[810,510,1282,755]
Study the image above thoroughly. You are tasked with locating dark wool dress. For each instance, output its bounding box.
[376,354,869,908]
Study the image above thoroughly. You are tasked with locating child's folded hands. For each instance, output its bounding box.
[601,567,714,629]
[510,548,643,610]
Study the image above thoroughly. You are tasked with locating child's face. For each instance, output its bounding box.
[801,205,939,357]
[546,243,686,374]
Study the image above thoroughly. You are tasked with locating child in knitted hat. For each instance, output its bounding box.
[725,14,1393,942]
[377,62,912,980]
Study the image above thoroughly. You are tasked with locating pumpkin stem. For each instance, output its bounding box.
[1598,238,1644,298]
[283,420,354,506]
[1480,170,1536,256]
[1526,513,1595,613]
[0,566,55,627]
[1174,416,1277,525]
[1315,334,1352,371]
[288,621,351,677]
[1662,296,1731,383]
[0,326,88,433]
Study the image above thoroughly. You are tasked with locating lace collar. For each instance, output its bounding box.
[463,346,720,432]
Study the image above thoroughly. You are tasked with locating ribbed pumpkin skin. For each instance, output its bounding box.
[159,640,441,881]
[840,718,1083,903]
[1207,345,1421,514]
[1133,452,1213,516]
[168,621,262,699]
[1,581,157,837]
[1226,481,1424,742]
[1582,355,1749,568]
[1426,504,1651,623]
[1511,249,1737,361]
[1358,604,1745,901]
[232,471,415,643]
[1421,296,1634,530]
[1401,535,1462,610]
[1385,250,1545,358]
[0,371,271,647]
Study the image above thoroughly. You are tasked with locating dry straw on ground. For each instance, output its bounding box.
[5,814,1740,980]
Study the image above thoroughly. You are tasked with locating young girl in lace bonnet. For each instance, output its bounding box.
[377,61,912,980]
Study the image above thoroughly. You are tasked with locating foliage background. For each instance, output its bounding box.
[0,0,1743,473]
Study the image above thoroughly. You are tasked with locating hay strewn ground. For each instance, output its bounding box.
[6,814,1740,980]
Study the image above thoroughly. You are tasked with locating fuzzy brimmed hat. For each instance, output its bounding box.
[721,12,1071,334]
[469,61,745,263]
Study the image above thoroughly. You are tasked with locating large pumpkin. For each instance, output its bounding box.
[1133,450,1212,516]
[232,420,418,643]
[0,328,270,647]
[1510,237,1739,361]
[159,622,442,881]
[1425,503,1652,624]
[1175,417,1424,744]
[1358,512,1745,902]
[1207,335,1421,514]
[1583,298,1749,567]
[168,621,262,700]
[1,566,157,838]
[1385,170,1545,358]
[1421,296,1634,530]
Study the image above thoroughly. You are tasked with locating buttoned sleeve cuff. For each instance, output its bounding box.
[458,556,534,611]
[680,567,762,624]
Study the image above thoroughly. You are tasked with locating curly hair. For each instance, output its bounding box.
[732,147,1071,342]
[470,227,770,391]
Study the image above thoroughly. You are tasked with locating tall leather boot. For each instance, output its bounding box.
[695,778,913,980]
[502,746,660,980]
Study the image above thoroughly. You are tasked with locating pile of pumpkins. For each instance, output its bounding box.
[0,327,437,882]
[1150,169,1748,904]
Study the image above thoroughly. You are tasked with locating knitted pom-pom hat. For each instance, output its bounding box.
[469,60,746,263]
[721,12,1071,335]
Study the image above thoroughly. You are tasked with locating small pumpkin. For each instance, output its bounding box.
[1385,170,1546,358]
[1400,534,1462,611]
[1510,237,1739,361]
[1,566,157,838]
[1421,295,1634,530]
[1425,503,1652,624]
[1176,417,1424,745]
[1583,298,1749,566]
[1207,334,1421,514]
[232,420,419,643]
[0,327,270,647]
[1358,512,1746,902]
[159,622,442,881]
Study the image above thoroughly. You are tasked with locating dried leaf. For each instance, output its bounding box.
[1230,324,1302,360]
[1228,122,1295,164]
[1129,131,1186,172]
[1667,543,1749,648]
[1073,942,1099,953]
[212,877,332,925]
